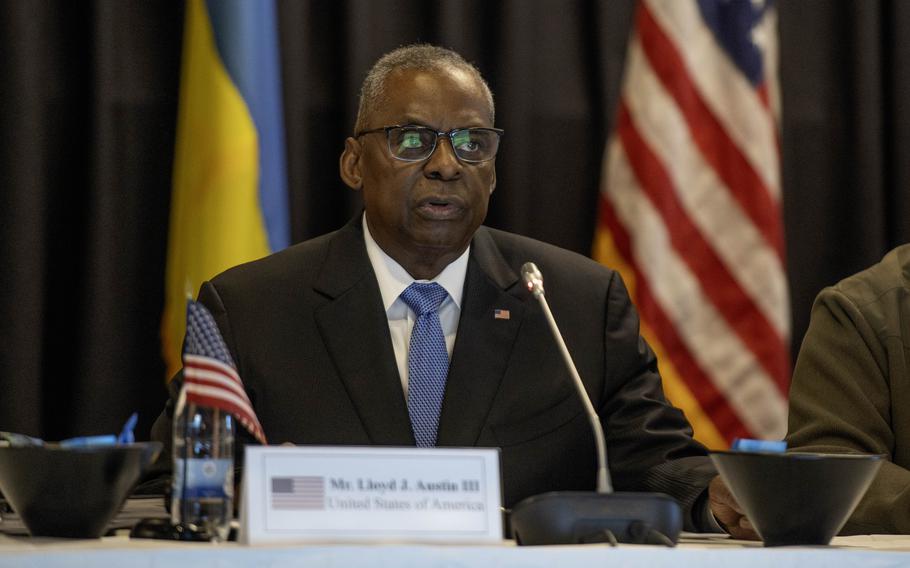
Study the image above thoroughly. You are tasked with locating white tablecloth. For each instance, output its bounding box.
[2,534,910,568]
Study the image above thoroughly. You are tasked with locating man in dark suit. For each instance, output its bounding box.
[154,44,748,534]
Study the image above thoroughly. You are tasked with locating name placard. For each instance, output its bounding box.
[239,446,502,544]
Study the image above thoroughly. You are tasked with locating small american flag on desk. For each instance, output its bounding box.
[182,299,268,445]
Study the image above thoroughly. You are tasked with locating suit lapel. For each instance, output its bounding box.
[313,219,414,445]
[437,228,526,446]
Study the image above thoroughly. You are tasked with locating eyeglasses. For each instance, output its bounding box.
[356,124,504,163]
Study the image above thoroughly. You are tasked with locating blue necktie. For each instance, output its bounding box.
[400,282,450,447]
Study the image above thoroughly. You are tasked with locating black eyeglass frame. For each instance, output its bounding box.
[355,124,505,163]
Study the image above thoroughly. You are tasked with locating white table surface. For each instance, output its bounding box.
[2,533,910,568]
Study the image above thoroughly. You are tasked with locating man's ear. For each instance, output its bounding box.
[490,165,497,194]
[339,137,363,190]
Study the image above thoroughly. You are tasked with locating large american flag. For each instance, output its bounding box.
[182,299,268,445]
[595,0,789,447]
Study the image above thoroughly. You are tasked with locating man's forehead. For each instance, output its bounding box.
[387,66,480,94]
[374,67,490,125]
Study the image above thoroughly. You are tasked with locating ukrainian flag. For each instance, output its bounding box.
[162,0,290,378]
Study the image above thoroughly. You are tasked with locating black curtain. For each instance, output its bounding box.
[1,0,907,441]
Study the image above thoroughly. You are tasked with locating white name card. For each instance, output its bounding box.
[239,446,503,544]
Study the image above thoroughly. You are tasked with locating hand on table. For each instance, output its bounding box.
[708,475,760,540]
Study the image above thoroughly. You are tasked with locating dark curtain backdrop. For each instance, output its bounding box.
[1,1,908,441]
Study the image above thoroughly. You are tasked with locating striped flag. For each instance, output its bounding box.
[270,476,326,510]
[182,299,267,445]
[594,0,789,447]
[162,0,290,380]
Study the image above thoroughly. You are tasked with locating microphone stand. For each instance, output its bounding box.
[508,262,682,546]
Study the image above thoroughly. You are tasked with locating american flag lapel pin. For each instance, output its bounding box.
[493,308,510,320]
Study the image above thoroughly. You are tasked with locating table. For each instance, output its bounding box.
[4,498,910,567]
[2,534,910,568]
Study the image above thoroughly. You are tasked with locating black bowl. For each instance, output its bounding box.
[710,451,882,546]
[0,442,162,538]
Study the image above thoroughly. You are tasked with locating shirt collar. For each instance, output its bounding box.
[362,214,468,312]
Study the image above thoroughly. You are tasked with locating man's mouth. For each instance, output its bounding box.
[415,197,464,220]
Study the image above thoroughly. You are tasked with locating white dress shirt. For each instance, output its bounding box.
[362,215,468,398]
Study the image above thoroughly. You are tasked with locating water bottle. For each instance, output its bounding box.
[171,401,235,541]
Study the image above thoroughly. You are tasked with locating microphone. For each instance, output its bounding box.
[509,262,682,546]
[520,262,611,494]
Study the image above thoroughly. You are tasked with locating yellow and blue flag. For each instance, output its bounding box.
[162,0,290,379]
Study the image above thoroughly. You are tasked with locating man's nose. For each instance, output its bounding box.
[423,135,462,180]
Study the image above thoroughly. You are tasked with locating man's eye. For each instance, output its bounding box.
[453,131,482,153]
[399,132,425,149]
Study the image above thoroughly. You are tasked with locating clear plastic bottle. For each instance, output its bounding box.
[171,402,235,541]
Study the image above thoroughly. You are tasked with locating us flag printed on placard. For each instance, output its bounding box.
[271,476,326,510]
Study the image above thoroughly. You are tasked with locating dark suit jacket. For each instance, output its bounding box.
[152,216,718,529]
[787,244,910,534]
